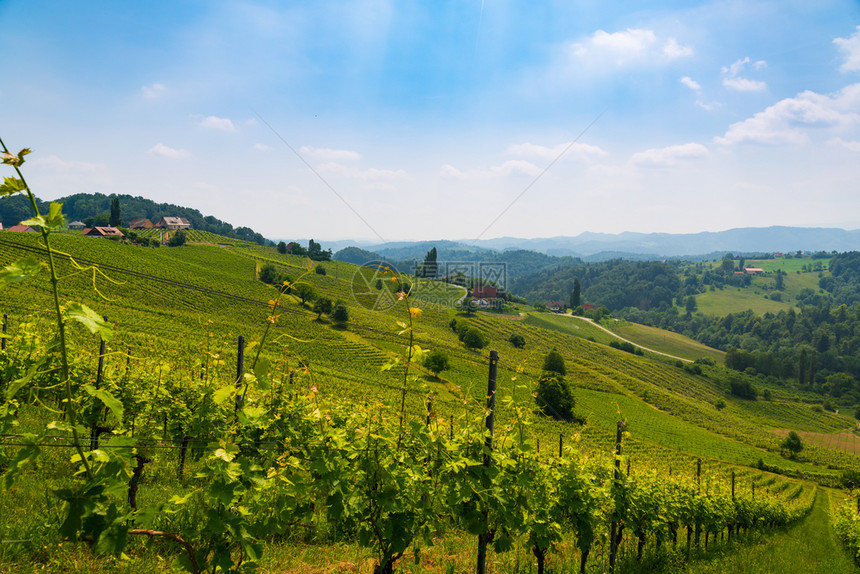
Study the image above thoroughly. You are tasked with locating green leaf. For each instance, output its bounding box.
[83,384,124,422]
[5,363,40,400]
[253,358,271,391]
[44,202,65,229]
[0,257,45,284]
[212,385,234,405]
[0,176,26,197]
[63,303,112,341]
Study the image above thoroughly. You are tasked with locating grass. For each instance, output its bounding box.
[695,287,792,316]
[671,489,856,574]
[609,321,726,363]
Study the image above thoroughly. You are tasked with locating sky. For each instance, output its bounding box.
[2,1,860,243]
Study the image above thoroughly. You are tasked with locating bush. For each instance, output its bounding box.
[508,333,526,349]
[315,265,327,275]
[781,431,803,458]
[259,264,280,285]
[715,399,726,410]
[729,379,757,400]
[331,302,349,326]
[423,350,450,377]
[684,363,702,376]
[535,374,575,422]
[462,328,488,350]
[167,229,187,247]
[762,389,772,401]
[542,349,566,376]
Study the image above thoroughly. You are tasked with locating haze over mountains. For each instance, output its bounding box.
[322,226,860,262]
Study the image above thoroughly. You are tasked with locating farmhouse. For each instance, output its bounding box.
[68,221,86,230]
[744,268,765,275]
[472,285,498,299]
[154,217,191,230]
[546,300,565,313]
[128,218,154,229]
[6,225,37,232]
[82,226,124,238]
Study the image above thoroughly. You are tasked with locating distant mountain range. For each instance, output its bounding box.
[326,226,860,263]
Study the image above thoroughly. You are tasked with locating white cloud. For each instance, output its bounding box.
[835,26,860,73]
[300,146,361,161]
[507,141,608,161]
[317,162,405,181]
[199,116,236,131]
[832,137,860,152]
[439,160,542,179]
[568,28,693,68]
[680,76,701,91]
[141,83,165,99]
[149,143,190,158]
[723,76,767,92]
[721,57,767,92]
[254,143,271,151]
[715,83,860,145]
[663,38,694,59]
[630,143,709,166]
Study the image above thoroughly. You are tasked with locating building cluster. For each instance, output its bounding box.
[3,216,191,239]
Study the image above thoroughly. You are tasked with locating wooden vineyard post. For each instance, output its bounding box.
[234,335,245,413]
[1,313,6,350]
[450,414,454,440]
[559,433,563,458]
[89,318,107,451]
[729,471,736,539]
[476,350,499,574]
[695,459,702,546]
[609,421,623,572]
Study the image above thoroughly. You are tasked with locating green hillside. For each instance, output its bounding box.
[1,230,858,572]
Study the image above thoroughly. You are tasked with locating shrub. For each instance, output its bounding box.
[508,333,526,349]
[762,389,772,401]
[259,264,280,285]
[781,431,803,458]
[542,349,566,376]
[462,328,488,350]
[423,350,450,377]
[684,363,702,376]
[535,374,575,422]
[167,229,187,247]
[315,265,327,275]
[331,302,349,326]
[729,379,757,400]
[715,399,726,410]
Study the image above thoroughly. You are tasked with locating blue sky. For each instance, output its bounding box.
[2,1,860,242]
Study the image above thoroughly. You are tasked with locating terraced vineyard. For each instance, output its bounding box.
[1,228,858,573]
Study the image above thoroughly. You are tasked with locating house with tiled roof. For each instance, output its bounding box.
[6,225,37,233]
[128,218,154,229]
[154,217,191,230]
[68,221,86,230]
[82,226,124,238]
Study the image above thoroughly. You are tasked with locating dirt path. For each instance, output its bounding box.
[560,314,693,363]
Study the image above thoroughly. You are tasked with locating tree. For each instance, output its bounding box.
[277,241,287,254]
[421,247,438,279]
[781,431,803,458]
[535,375,575,422]
[313,297,333,319]
[775,269,785,291]
[462,328,487,350]
[331,302,349,326]
[542,349,567,376]
[508,333,526,349]
[168,229,187,247]
[315,265,327,275]
[570,278,581,308]
[423,349,449,378]
[109,196,122,227]
[295,284,317,306]
[259,264,280,284]
[458,296,477,316]
[685,295,697,313]
[84,212,110,227]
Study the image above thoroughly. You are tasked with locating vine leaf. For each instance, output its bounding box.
[83,384,124,422]
[64,302,113,341]
[0,257,45,284]
[0,176,27,197]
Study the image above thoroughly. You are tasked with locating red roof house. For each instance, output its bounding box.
[82,226,124,238]
[472,285,498,299]
[6,225,37,232]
